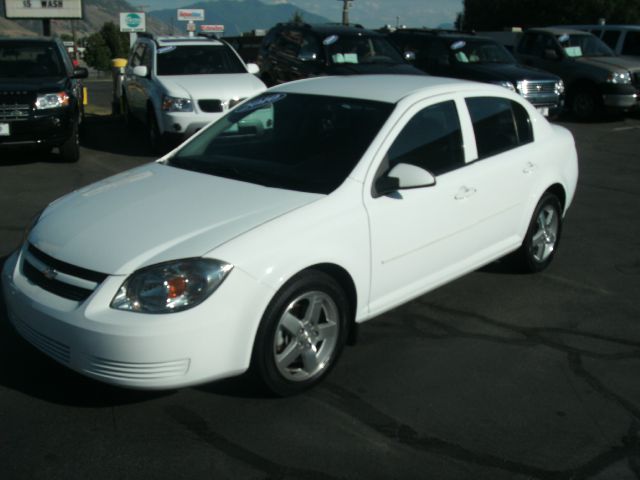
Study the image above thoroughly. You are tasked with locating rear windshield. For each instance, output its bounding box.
[168,93,394,194]
[156,45,246,75]
[0,41,65,78]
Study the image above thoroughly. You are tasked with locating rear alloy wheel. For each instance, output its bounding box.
[252,270,349,396]
[59,118,80,162]
[513,193,563,273]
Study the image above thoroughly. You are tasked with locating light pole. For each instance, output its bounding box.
[337,0,354,26]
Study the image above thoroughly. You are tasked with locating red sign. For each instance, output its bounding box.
[200,24,224,33]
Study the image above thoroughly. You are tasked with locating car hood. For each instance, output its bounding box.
[577,55,640,72]
[0,77,67,93]
[454,62,560,82]
[30,163,322,275]
[327,62,425,76]
[158,73,266,101]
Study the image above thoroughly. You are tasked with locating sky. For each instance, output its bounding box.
[143,0,465,29]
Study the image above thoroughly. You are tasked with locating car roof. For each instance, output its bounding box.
[0,36,58,43]
[392,29,478,40]
[151,36,224,47]
[527,27,593,36]
[270,74,488,104]
[555,24,640,31]
[277,23,383,37]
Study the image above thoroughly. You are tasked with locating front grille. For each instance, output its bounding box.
[0,103,30,121]
[85,357,190,381]
[198,99,223,112]
[22,244,108,302]
[519,80,557,96]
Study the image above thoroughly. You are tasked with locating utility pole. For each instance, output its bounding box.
[337,0,354,26]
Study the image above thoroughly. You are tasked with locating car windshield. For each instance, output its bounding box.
[556,33,614,57]
[156,44,246,75]
[324,35,405,65]
[0,41,64,78]
[168,93,394,194]
[449,39,516,64]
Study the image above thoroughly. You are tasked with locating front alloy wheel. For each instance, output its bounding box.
[252,270,348,396]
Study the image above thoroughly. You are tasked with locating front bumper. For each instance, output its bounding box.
[600,83,639,110]
[159,110,225,139]
[1,248,273,390]
[0,110,74,147]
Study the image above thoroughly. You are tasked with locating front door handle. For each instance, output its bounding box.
[454,186,477,200]
[523,161,536,174]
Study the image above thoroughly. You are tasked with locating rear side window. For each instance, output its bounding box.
[622,31,640,55]
[601,30,621,49]
[466,97,533,159]
[386,100,464,176]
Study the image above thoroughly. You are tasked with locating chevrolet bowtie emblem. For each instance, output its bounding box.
[42,267,58,280]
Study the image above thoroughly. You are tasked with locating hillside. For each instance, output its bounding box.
[0,0,171,37]
[149,0,330,36]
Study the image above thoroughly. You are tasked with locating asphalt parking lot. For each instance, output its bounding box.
[0,79,639,480]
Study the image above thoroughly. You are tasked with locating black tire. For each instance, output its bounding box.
[512,193,563,273]
[147,109,165,154]
[251,270,349,396]
[58,119,80,163]
[571,86,601,121]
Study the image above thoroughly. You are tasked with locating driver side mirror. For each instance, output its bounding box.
[298,51,319,62]
[374,163,436,197]
[543,48,559,60]
[72,67,88,79]
[404,51,416,61]
[132,65,149,77]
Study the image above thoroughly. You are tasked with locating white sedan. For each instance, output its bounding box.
[1,75,578,395]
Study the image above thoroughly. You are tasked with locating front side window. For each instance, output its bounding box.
[168,93,393,194]
[0,41,64,78]
[156,45,246,75]
[601,31,621,49]
[385,100,464,176]
[466,97,533,159]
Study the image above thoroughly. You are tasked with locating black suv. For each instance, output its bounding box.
[0,37,87,162]
[388,29,565,117]
[258,23,424,86]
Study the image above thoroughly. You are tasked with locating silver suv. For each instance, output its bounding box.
[122,33,266,152]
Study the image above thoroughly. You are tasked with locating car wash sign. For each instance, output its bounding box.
[120,12,146,33]
[4,0,83,19]
[177,9,204,22]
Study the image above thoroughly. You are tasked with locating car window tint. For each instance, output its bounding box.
[386,100,464,176]
[0,41,65,78]
[156,45,246,75]
[601,30,621,49]
[466,97,532,159]
[622,31,640,55]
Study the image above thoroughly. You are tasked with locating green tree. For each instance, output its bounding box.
[84,31,111,71]
[83,21,129,71]
[461,0,640,30]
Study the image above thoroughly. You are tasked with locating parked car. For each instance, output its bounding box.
[257,23,425,86]
[559,25,640,58]
[514,28,640,120]
[0,36,87,162]
[2,75,578,396]
[388,29,564,117]
[122,33,266,152]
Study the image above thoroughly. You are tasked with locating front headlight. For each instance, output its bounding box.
[35,92,70,109]
[555,80,565,95]
[606,72,632,84]
[492,80,516,92]
[111,258,233,314]
[161,95,193,112]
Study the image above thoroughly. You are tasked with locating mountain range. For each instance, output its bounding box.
[0,0,328,38]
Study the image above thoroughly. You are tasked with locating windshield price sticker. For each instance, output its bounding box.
[0,123,10,136]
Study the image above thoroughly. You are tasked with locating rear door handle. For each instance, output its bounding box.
[523,162,536,174]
